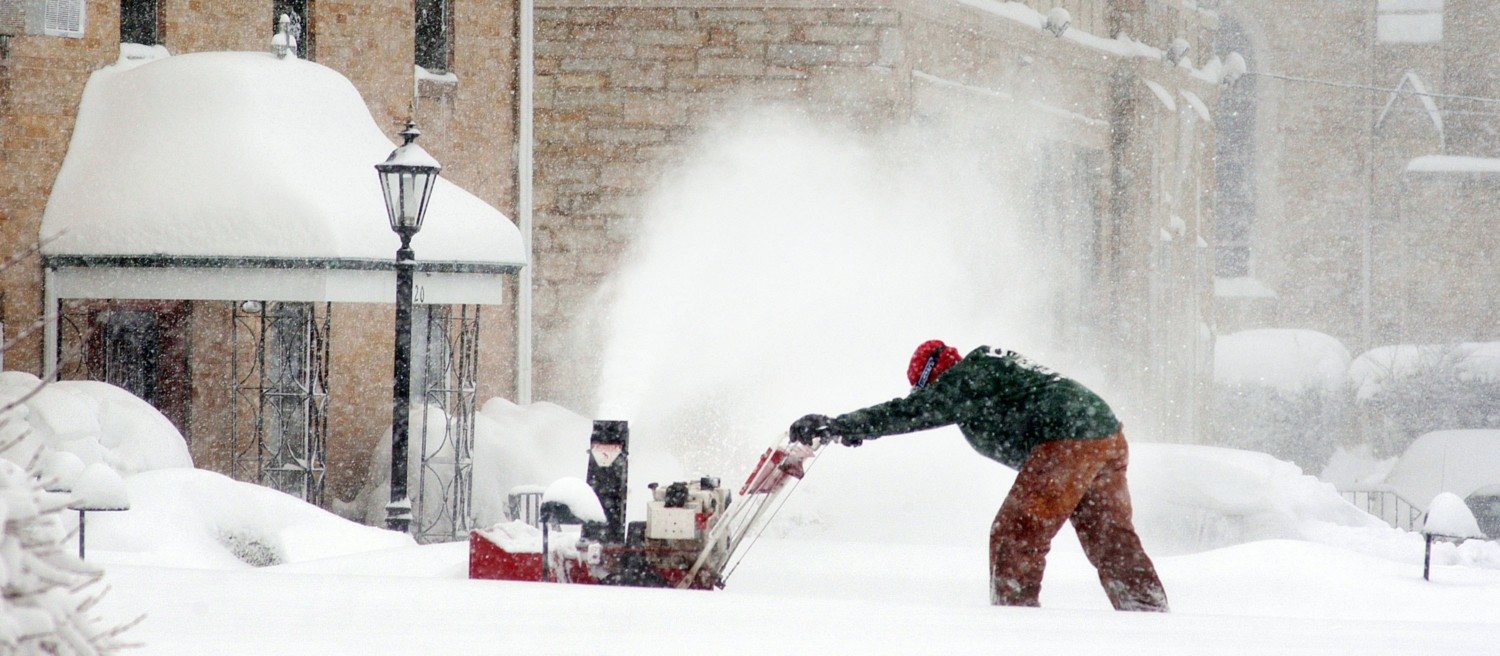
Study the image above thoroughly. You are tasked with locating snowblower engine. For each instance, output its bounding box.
[469,419,820,590]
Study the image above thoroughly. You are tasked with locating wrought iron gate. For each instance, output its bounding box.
[411,304,479,543]
[230,301,331,506]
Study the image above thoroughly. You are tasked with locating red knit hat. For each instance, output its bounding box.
[908,340,962,388]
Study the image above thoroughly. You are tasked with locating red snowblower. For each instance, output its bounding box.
[468,420,823,590]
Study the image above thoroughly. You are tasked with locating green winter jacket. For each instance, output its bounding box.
[829,347,1121,469]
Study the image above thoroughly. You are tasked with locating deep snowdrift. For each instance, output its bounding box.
[81,468,414,569]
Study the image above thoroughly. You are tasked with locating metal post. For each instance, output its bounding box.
[43,266,59,380]
[516,0,536,405]
[77,510,86,559]
[387,235,417,532]
[1423,534,1433,581]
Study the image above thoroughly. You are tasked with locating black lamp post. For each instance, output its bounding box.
[376,122,441,533]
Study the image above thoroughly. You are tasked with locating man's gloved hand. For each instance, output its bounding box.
[838,434,864,448]
[789,414,835,445]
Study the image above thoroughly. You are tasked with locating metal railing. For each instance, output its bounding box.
[507,487,545,528]
[1341,487,1424,531]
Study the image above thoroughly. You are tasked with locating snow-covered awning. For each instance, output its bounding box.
[40,51,524,305]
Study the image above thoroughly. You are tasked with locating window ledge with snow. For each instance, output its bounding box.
[1214,276,1276,299]
[416,65,459,102]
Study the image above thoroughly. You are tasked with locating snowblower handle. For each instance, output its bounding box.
[679,431,826,589]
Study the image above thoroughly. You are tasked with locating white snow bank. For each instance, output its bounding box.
[1349,342,1500,400]
[1384,430,1500,507]
[0,373,192,482]
[84,468,413,569]
[1406,154,1500,174]
[41,51,522,265]
[1128,444,1389,555]
[1424,492,1485,539]
[1214,329,1351,393]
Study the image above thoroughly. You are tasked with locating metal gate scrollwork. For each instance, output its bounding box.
[230,301,331,506]
[412,304,479,544]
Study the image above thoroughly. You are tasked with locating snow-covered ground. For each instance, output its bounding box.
[6,378,1496,653]
[95,535,1500,654]
[77,438,1500,655]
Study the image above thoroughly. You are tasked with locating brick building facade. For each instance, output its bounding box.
[1208,0,1499,350]
[2,0,1228,517]
[528,0,1223,438]
[0,0,521,507]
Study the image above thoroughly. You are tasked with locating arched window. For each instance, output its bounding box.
[1214,15,1256,277]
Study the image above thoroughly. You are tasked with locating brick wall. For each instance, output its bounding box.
[0,0,114,377]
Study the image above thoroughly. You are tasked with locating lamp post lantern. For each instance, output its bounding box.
[376,122,441,533]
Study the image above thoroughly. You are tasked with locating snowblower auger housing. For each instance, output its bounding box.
[469,420,821,590]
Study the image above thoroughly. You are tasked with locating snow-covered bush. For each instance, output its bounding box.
[0,386,134,653]
[1211,330,1354,472]
[0,373,193,479]
[1351,343,1500,457]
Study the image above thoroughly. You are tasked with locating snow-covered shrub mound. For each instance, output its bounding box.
[0,379,133,653]
[1350,343,1500,457]
[1127,443,1387,555]
[0,458,132,653]
[1211,330,1353,472]
[84,468,412,569]
[0,373,192,479]
[1215,329,1351,392]
[1350,342,1500,400]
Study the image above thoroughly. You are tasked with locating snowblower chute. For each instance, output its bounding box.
[469,420,823,590]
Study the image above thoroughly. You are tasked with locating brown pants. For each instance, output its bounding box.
[990,432,1168,611]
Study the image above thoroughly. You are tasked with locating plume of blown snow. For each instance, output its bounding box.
[582,104,1065,499]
